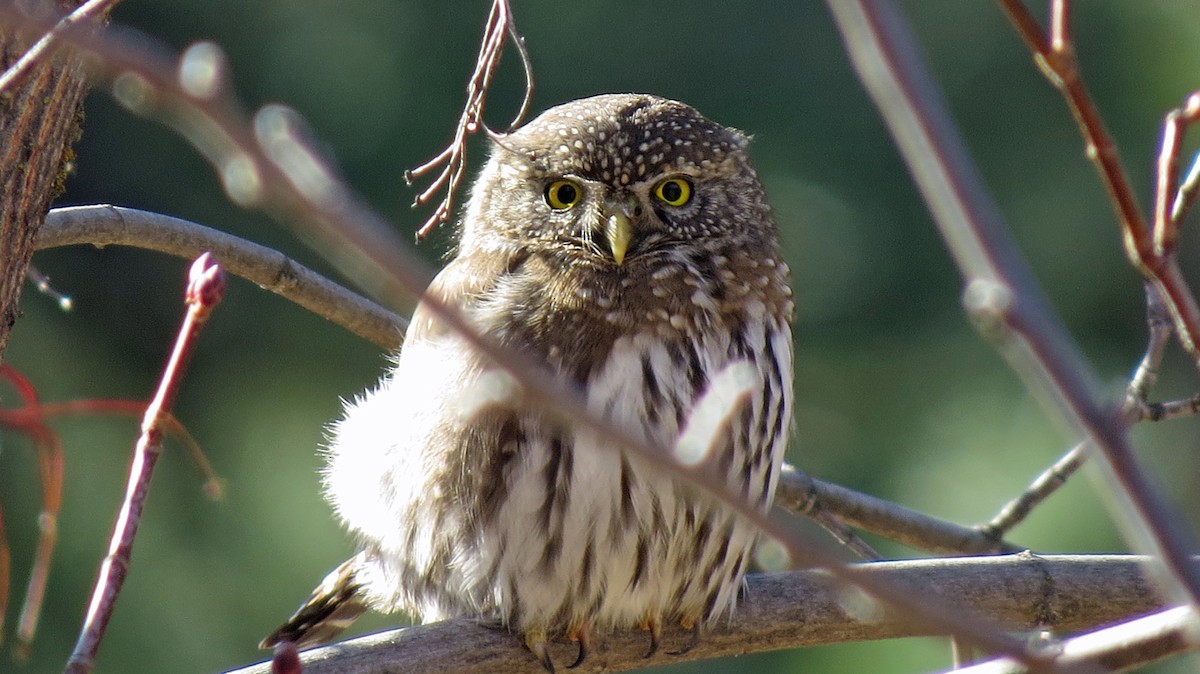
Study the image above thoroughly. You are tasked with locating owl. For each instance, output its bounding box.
[262,93,794,672]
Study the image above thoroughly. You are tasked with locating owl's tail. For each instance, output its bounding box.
[260,552,369,650]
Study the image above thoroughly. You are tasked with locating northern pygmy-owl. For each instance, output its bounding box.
[262,93,794,671]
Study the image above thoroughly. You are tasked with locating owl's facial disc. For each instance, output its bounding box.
[601,193,642,266]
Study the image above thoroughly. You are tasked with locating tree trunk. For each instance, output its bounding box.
[0,1,88,362]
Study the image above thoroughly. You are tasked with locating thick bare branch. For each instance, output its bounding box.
[35,205,406,350]
[228,555,1166,674]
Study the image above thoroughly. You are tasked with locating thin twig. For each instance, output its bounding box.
[810,510,882,560]
[36,204,407,350]
[1174,144,1200,224]
[981,441,1086,539]
[1156,92,1200,251]
[775,467,1020,556]
[0,0,120,94]
[64,254,225,674]
[227,554,1168,674]
[828,0,1200,617]
[404,0,533,239]
[982,283,1175,538]
[1128,284,1175,403]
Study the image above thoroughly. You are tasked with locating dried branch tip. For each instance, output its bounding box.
[406,0,533,240]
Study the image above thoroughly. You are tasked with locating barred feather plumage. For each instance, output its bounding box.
[263,93,794,671]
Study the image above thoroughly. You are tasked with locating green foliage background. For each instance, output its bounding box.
[5,1,1200,672]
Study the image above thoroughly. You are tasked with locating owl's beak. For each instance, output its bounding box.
[603,196,639,265]
[605,212,632,265]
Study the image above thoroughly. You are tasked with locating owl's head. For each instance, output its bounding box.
[459,94,774,268]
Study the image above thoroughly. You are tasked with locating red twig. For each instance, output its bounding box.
[0,365,63,659]
[1155,92,1200,252]
[64,253,225,674]
[404,0,533,239]
[0,366,224,655]
[996,0,1200,359]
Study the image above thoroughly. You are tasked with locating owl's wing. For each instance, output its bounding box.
[321,249,515,549]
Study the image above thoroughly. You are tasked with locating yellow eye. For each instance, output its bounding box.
[654,177,692,207]
[545,179,582,210]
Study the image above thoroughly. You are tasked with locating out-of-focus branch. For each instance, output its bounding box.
[981,284,1177,539]
[0,0,118,93]
[228,555,1167,674]
[949,606,1194,674]
[32,203,1021,559]
[35,205,406,350]
[825,0,1200,615]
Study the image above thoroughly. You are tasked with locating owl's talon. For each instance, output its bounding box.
[640,616,662,659]
[524,630,556,673]
[667,616,701,656]
[566,621,592,669]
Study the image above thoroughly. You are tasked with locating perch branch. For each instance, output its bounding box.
[35,204,406,350]
[229,554,1168,674]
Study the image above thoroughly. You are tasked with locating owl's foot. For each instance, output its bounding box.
[524,628,556,673]
[566,620,592,668]
[639,615,662,658]
[668,615,702,656]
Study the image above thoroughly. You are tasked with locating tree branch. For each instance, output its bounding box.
[950,606,1194,674]
[228,554,1166,674]
[775,466,1021,556]
[35,205,406,350]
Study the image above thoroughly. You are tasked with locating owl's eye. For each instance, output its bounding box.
[653,177,692,207]
[545,179,582,210]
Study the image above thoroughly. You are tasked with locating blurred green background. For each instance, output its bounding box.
[5,0,1200,672]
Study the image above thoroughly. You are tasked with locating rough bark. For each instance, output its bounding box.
[0,0,88,361]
